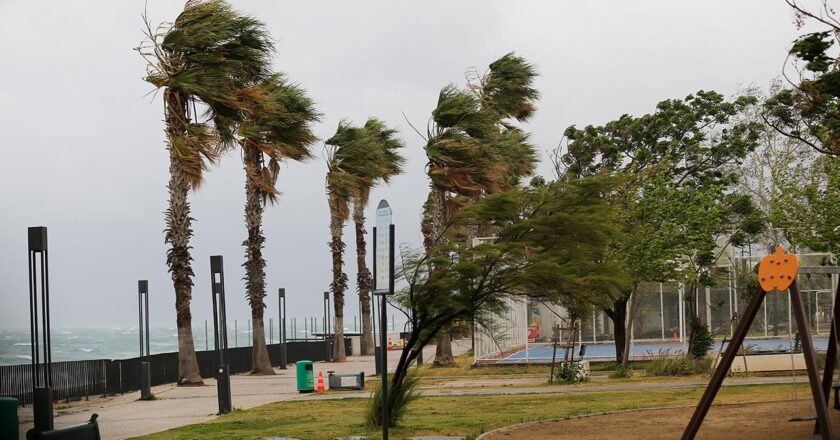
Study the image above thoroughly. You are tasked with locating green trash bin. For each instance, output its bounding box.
[0,397,19,440]
[296,360,314,393]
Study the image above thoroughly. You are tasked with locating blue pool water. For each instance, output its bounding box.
[499,337,831,363]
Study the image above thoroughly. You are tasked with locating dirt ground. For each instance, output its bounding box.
[481,400,840,439]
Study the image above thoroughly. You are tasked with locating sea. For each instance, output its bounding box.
[0,324,321,366]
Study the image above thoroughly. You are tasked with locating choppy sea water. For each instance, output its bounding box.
[0,323,335,366]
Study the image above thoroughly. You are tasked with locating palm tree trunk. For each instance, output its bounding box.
[434,332,454,366]
[164,89,203,385]
[243,142,274,375]
[353,201,375,356]
[329,195,348,362]
[429,185,456,365]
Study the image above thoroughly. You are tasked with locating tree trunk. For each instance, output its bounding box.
[353,200,374,355]
[429,186,456,365]
[243,142,274,375]
[604,295,629,365]
[328,196,348,362]
[433,330,455,366]
[621,284,640,368]
[164,89,202,385]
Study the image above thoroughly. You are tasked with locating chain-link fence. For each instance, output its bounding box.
[474,254,837,363]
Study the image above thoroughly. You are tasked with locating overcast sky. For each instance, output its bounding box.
[0,0,807,329]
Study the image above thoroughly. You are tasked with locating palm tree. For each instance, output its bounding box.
[237,74,320,373]
[325,118,404,361]
[351,119,405,356]
[139,0,273,384]
[423,53,539,365]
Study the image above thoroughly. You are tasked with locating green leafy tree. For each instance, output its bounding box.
[763,1,840,156]
[325,119,405,361]
[737,83,817,249]
[779,155,840,255]
[368,177,624,427]
[139,0,273,384]
[562,91,763,364]
[237,74,320,373]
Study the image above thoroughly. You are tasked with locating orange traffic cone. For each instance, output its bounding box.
[315,371,326,392]
[387,338,393,351]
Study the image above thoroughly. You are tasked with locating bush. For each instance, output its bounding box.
[553,361,588,384]
[645,355,711,376]
[608,365,633,378]
[365,371,421,428]
[689,324,714,359]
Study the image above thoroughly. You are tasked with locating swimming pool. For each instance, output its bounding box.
[495,337,831,363]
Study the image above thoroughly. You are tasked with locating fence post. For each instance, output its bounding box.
[660,283,665,340]
[765,299,769,337]
[678,283,685,343]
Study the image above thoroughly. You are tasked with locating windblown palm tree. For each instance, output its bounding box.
[325,118,404,361]
[237,74,320,373]
[140,0,273,384]
[351,120,405,356]
[423,52,539,365]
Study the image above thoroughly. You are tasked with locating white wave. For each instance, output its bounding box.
[80,348,93,353]
[13,343,29,346]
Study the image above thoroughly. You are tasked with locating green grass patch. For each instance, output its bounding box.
[133,382,809,440]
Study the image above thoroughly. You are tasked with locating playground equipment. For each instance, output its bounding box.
[682,246,837,440]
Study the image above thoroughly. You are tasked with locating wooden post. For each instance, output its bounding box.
[681,286,765,439]
[789,280,833,440]
[683,246,833,440]
[816,278,840,434]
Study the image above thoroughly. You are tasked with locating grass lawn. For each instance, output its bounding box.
[133,382,810,440]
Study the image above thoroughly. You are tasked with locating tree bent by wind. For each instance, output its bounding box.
[237,74,320,373]
[367,177,624,427]
[139,0,274,384]
[419,52,539,365]
[325,119,404,361]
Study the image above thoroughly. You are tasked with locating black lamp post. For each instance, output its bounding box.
[138,280,153,400]
[323,291,331,361]
[210,255,232,414]
[28,226,53,434]
[278,288,287,369]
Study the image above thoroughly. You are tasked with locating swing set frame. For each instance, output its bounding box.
[683,249,840,440]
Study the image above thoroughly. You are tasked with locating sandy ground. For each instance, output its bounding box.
[16,340,469,440]
[480,400,840,440]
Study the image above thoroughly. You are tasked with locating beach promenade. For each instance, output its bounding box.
[16,340,470,440]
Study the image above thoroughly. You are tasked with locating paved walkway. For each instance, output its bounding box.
[16,340,818,440]
[16,340,470,440]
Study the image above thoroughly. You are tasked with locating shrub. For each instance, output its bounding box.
[689,324,714,359]
[553,361,588,384]
[365,371,421,428]
[609,365,633,378]
[645,355,711,376]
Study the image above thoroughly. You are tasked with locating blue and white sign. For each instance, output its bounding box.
[374,199,392,293]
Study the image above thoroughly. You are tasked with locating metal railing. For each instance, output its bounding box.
[1,339,348,405]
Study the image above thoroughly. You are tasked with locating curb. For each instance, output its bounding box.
[473,398,800,439]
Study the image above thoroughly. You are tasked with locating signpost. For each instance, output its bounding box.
[210,256,232,414]
[372,200,395,440]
